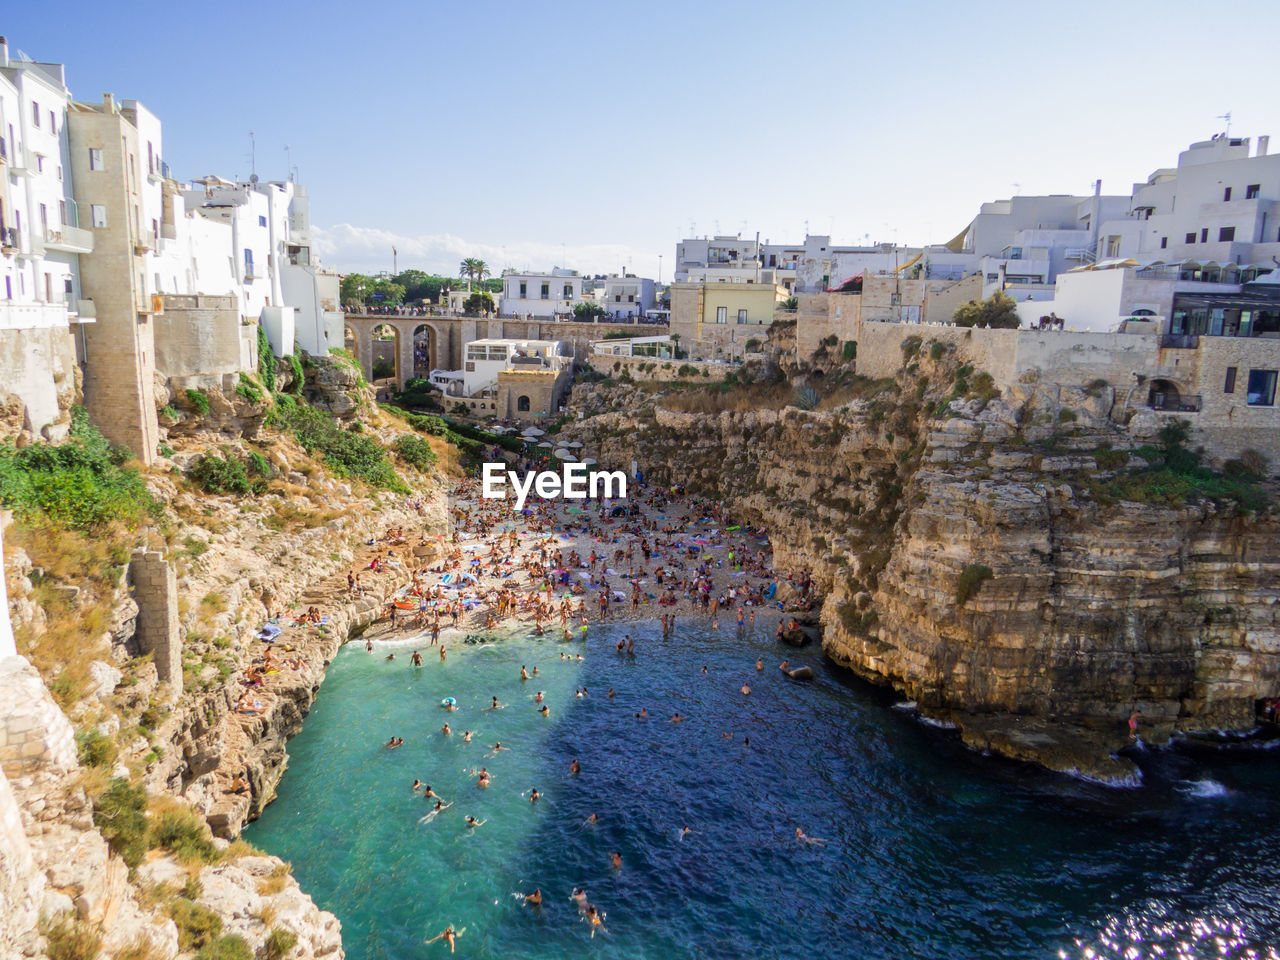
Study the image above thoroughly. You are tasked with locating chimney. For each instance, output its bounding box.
[0,37,8,67]
[1258,136,1270,158]
[1094,178,1102,198]
[102,92,114,113]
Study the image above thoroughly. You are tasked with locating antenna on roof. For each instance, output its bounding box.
[1217,111,1232,135]
[249,130,256,179]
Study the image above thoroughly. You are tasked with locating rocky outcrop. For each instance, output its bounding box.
[302,355,373,420]
[562,356,1279,780]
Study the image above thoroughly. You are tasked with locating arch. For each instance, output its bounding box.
[371,323,400,384]
[412,324,434,380]
[344,324,358,355]
[517,395,531,412]
[1147,378,1182,411]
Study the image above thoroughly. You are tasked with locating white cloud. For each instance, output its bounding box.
[312,223,659,279]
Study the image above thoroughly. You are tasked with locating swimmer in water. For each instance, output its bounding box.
[384,737,403,748]
[539,704,550,717]
[490,696,504,710]
[636,707,649,718]
[463,730,472,743]
[611,851,622,869]
[670,713,685,723]
[532,666,540,676]
[534,691,544,703]
[441,723,451,736]
[465,815,486,829]
[795,827,828,845]
[520,665,530,681]
[411,779,422,792]
[607,688,615,698]
[700,666,708,674]
[411,651,422,666]
[569,758,581,775]
[755,657,763,672]
[528,787,540,803]
[741,683,751,696]
[476,768,491,788]
[583,813,599,826]
[423,926,460,953]
[679,825,694,840]
[524,888,542,907]
[422,785,439,799]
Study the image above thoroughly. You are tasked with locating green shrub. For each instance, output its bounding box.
[161,405,179,421]
[150,806,220,865]
[77,730,117,769]
[392,378,445,412]
[450,402,469,417]
[286,353,304,393]
[394,434,438,470]
[186,389,211,416]
[235,373,264,405]
[0,410,161,532]
[40,916,102,960]
[247,452,273,479]
[842,341,857,362]
[266,403,405,491]
[1084,378,1110,398]
[167,899,223,951]
[264,928,298,960]
[955,564,994,606]
[1057,408,1077,423]
[1093,444,1129,471]
[196,936,253,960]
[189,452,252,496]
[92,778,149,869]
[257,326,277,393]
[929,342,945,362]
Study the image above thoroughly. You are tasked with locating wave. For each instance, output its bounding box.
[1177,778,1230,798]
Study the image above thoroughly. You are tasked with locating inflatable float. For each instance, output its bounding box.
[786,666,815,681]
[441,697,457,708]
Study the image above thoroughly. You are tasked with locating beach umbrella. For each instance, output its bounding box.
[523,427,546,437]
[583,457,597,465]
[553,448,574,461]
[566,441,583,449]
[538,441,554,448]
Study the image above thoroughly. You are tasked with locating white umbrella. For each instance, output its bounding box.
[538,441,554,448]
[566,441,584,449]
[553,448,574,461]
[523,427,546,437]
[583,457,597,465]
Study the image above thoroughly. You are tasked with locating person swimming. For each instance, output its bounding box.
[610,851,622,869]
[539,704,550,717]
[465,815,486,829]
[534,691,544,703]
[795,827,828,845]
[490,696,504,710]
[529,787,540,803]
[524,888,542,907]
[384,736,403,748]
[423,926,460,953]
[520,666,529,681]
[741,683,751,696]
[755,657,763,671]
[569,758,581,775]
[441,723,451,736]
[463,730,472,742]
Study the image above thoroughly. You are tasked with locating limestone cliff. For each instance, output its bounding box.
[562,347,1279,780]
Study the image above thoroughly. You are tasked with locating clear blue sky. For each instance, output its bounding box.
[7,0,1278,279]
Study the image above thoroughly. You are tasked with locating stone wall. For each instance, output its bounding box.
[591,354,738,382]
[129,550,181,697]
[0,325,79,445]
[0,764,43,959]
[154,295,247,380]
[0,656,78,778]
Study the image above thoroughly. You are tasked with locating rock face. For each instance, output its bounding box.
[563,359,1280,779]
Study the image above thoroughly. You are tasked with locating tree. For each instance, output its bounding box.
[393,270,450,304]
[463,291,495,316]
[459,258,490,289]
[339,273,404,307]
[340,273,374,305]
[953,292,1021,329]
[573,302,607,321]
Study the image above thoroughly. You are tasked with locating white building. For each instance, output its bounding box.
[591,334,672,357]
[499,269,583,318]
[600,274,655,318]
[462,338,568,396]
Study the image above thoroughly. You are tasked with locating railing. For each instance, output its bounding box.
[1160,334,1200,349]
[43,224,95,254]
[0,226,17,250]
[1149,391,1202,413]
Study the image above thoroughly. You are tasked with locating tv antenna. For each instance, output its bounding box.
[1217,111,1232,135]
[249,130,256,179]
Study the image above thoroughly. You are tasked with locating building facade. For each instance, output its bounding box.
[499,270,583,318]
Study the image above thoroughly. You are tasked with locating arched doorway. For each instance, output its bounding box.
[371,323,399,383]
[1148,378,1183,411]
[517,395,531,412]
[413,324,433,380]
[344,324,358,356]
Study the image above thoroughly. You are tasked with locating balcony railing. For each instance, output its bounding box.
[0,226,17,251]
[1160,334,1200,349]
[1149,391,1202,413]
[42,225,95,254]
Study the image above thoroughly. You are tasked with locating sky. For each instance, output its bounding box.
[7,0,1279,280]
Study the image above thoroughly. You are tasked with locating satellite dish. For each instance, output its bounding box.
[249,174,259,184]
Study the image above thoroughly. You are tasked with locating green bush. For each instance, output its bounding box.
[197,936,253,960]
[186,389,211,416]
[286,353,305,393]
[257,326,277,393]
[77,730,117,769]
[168,899,223,951]
[150,806,220,864]
[264,928,298,960]
[266,402,405,491]
[40,916,102,960]
[392,378,445,412]
[235,373,264,405]
[444,419,524,453]
[189,452,253,496]
[247,451,273,479]
[955,564,994,606]
[0,409,160,531]
[394,434,438,470]
[92,778,149,869]
[1057,408,1077,423]
[842,341,857,362]
[929,342,945,362]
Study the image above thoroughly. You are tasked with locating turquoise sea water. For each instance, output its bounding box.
[246,620,1280,960]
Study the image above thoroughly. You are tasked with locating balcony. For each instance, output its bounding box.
[73,299,97,322]
[1148,390,1202,413]
[8,147,36,177]
[41,225,95,255]
[0,226,17,254]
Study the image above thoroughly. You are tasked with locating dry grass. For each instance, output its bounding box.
[660,382,793,414]
[15,578,113,707]
[256,862,291,896]
[111,932,168,960]
[254,903,279,927]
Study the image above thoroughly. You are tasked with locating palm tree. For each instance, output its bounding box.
[459,258,490,291]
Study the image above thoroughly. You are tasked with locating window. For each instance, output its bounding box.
[737,309,748,324]
[519,281,527,297]
[48,110,54,133]
[36,155,43,173]
[59,200,67,225]
[244,249,255,277]
[517,395,530,412]
[1185,232,1196,244]
[1219,226,1236,242]
[1224,367,1237,393]
[32,101,40,127]
[563,284,572,299]
[1160,237,1168,249]
[258,215,267,227]
[90,205,107,228]
[540,283,549,299]
[715,306,727,323]
[1200,228,1208,243]
[1246,369,1277,406]
[1223,187,1232,202]
[89,148,103,170]
[1246,184,1261,200]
